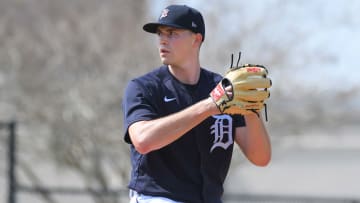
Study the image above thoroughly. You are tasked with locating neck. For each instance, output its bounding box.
[168,60,201,85]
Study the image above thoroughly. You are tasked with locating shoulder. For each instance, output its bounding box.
[201,68,222,83]
[127,66,168,91]
[133,66,166,83]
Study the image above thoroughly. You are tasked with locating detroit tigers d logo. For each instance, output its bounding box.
[210,115,233,153]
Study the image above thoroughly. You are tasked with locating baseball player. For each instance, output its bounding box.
[122,4,272,203]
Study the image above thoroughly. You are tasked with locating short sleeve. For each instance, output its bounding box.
[122,79,159,144]
[232,114,246,127]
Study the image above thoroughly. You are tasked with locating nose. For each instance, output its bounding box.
[158,33,168,45]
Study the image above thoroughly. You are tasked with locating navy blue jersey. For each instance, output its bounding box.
[122,65,245,203]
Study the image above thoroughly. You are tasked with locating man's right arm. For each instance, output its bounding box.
[129,97,219,154]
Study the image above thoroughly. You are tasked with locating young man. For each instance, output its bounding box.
[123,4,271,203]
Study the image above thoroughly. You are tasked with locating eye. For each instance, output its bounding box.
[169,31,175,37]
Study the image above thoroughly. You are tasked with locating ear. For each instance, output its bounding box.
[193,33,203,46]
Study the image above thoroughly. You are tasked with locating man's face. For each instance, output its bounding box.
[156,26,196,66]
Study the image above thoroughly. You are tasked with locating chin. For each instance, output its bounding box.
[161,58,170,65]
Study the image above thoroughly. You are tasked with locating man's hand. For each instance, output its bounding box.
[210,64,272,115]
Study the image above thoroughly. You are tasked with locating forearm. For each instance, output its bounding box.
[129,97,219,154]
[235,113,271,166]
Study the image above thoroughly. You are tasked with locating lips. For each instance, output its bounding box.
[160,48,169,55]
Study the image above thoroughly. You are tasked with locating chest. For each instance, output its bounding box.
[156,80,212,116]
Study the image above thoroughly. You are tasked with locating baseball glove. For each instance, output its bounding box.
[210,64,272,117]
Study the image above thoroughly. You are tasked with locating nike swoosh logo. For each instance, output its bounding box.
[164,96,176,102]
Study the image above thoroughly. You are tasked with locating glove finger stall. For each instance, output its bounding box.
[226,66,268,81]
[233,78,272,90]
[223,102,264,115]
[234,90,270,101]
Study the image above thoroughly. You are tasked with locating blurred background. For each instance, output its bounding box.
[0,0,359,202]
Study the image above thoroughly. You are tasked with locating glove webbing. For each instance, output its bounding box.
[231,52,269,122]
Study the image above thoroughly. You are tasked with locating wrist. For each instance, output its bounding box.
[205,97,221,115]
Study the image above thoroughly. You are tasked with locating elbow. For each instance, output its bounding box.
[131,137,153,155]
[249,152,271,167]
[128,122,153,154]
[134,145,152,155]
[253,156,271,167]
[129,130,156,154]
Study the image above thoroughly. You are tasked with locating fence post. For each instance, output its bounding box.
[7,121,17,203]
